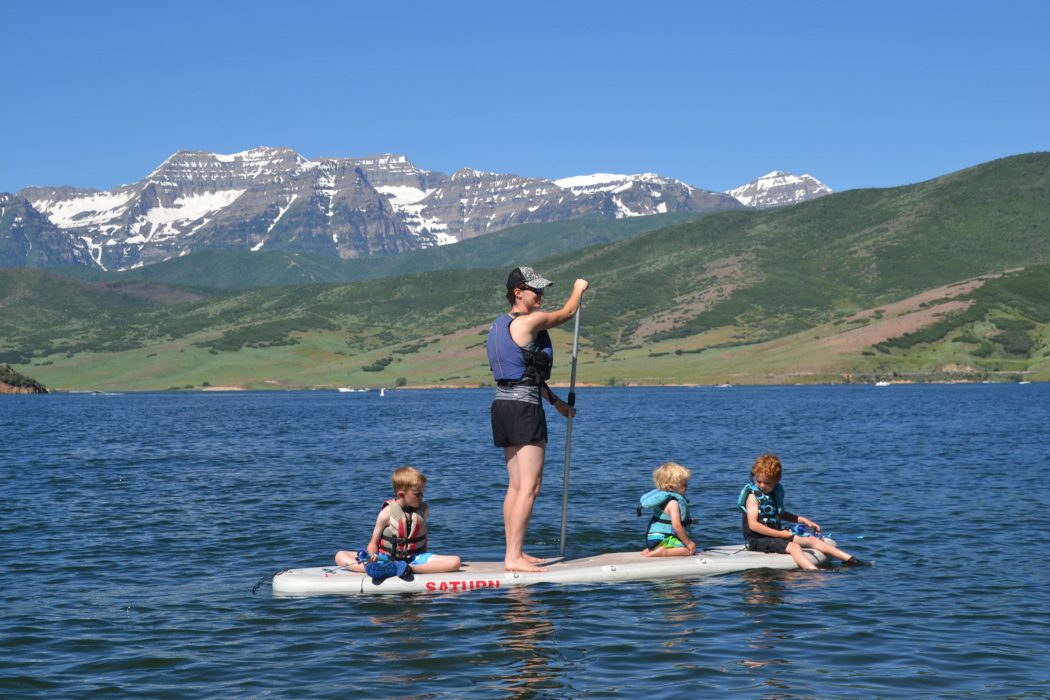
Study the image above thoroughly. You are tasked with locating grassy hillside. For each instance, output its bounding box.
[528,152,1050,351]
[4,153,1050,390]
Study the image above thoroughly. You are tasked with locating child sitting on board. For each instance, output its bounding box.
[639,461,698,557]
[335,465,461,579]
[739,454,864,571]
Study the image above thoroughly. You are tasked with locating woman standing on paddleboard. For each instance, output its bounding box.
[486,266,588,572]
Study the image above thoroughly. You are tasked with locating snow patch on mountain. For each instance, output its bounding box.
[376,185,430,207]
[33,190,135,228]
[126,190,245,243]
[727,171,832,208]
[555,172,692,196]
[146,190,245,227]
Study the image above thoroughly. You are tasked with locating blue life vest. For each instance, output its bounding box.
[638,489,692,541]
[738,481,785,537]
[486,313,553,385]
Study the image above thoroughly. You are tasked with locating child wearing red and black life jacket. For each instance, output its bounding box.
[335,466,461,578]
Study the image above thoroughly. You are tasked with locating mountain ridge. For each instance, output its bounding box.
[1,147,826,271]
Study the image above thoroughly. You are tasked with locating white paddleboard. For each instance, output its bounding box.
[271,544,832,596]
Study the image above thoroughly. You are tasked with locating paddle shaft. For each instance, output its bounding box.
[559,300,582,558]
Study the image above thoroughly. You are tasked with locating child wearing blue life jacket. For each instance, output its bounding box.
[739,454,863,570]
[335,466,461,579]
[639,462,697,557]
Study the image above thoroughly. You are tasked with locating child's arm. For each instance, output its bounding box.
[782,509,820,533]
[362,509,389,560]
[745,494,793,539]
[664,500,696,553]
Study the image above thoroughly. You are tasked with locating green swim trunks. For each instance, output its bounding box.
[646,535,684,549]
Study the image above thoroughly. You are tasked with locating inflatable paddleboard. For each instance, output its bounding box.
[271,544,832,596]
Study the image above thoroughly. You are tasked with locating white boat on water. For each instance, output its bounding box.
[874,381,892,387]
[337,387,370,393]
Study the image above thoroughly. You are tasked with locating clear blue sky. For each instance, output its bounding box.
[3,1,1047,195]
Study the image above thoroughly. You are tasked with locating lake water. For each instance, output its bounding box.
[2,385,1048,698]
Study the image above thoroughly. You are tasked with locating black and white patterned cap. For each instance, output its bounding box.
[506,266,553,289]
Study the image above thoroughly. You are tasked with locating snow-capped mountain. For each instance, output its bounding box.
[554,173,735,220]
[726,171,832,209]
[3,147,763,271]
[20,148,430,270]
[0,192,93,268]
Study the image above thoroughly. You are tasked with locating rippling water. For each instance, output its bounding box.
[2,385,1048,697]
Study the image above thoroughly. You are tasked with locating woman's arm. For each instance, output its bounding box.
[514,279,589,335]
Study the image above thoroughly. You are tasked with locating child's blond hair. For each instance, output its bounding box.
[751,454,782,481]
[392,465,427,493]
[652,461,691,491]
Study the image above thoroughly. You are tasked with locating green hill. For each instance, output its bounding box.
[49,212,706,289]
[3,153,1049,390]
[0,362,48,393]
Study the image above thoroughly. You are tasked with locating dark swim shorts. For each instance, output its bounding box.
[746,535,792,554]
[491,399,547,447]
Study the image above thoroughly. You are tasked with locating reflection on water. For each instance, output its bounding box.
[646,578,707,632]
[497,587,559,699]
[736,569,836,698]
[738,568,832,608]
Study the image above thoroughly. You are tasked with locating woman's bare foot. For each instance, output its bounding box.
[505,557,546,573]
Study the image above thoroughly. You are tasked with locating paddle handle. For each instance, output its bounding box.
[559,301,582,558]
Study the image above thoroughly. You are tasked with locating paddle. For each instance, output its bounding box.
[558,299,582,558]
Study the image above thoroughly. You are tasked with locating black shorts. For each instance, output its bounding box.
[491,399,547,447]
[746,535,791,554]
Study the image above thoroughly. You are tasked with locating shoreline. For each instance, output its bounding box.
[32,378,1042,394]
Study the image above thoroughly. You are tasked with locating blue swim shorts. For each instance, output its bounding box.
[375,551,435,566]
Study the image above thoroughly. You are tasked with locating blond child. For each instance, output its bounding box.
[739,454,863,570]
[335,466,461,578]
[639,462,697,558]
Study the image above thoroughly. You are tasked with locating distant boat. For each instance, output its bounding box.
[1018,381,1032,385]
[874,381,891,387]
[337,387,369,393]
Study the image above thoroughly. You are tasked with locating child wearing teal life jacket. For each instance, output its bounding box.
[739,454,864,571]
[639,462,697,558]
[335,466,462,579]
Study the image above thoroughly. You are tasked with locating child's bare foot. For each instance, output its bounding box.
[641,548,654,557]
[505,557,546,572]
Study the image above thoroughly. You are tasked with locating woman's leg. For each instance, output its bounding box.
[503,442,546,570]
[503,443,545,571]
